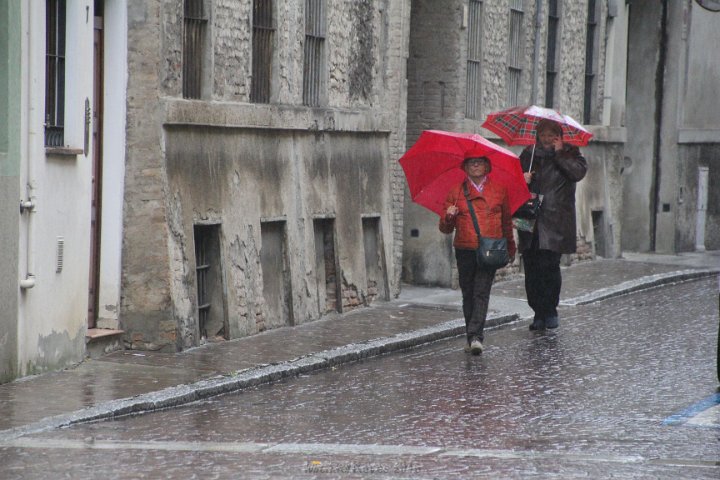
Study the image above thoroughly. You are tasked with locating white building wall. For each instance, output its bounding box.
[17,0,94,375]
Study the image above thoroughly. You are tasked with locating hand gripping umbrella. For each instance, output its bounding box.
[399,130,531,217]
[482,104,593,146]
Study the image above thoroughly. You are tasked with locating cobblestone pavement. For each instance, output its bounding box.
[0,258,717,435]
[1,277,718,479]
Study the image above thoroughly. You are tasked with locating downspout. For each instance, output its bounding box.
[530,0,542,104]
[650,0,668,251]
[19,0,36,290]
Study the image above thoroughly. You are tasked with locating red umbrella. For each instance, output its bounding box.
[482,105,593,146]
[399,130,531,216]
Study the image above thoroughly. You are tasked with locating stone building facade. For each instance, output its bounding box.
[121,0,410,351]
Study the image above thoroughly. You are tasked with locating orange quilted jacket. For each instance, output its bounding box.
[438,178,516,259]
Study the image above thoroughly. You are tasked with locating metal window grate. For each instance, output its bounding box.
[251,0,274,103]
[45,0,66,147]
[507,4,524,106]
[465,0,483,119]
[195,227,211,339]
[303,0,326,106]
[183,0,207,99]
[584,0,597,124]
[545,0,559,108]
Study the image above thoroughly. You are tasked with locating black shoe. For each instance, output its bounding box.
[545,315,559,329]
[529,316,545,331]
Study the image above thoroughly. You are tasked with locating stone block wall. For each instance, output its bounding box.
[122,0,410,351]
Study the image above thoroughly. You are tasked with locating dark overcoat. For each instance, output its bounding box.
[517,144,587,254]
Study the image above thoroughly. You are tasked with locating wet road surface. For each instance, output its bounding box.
[2,278,719,479]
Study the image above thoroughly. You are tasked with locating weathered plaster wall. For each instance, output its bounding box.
[162,126,389,345]
[672,4,720,252]
[622,3,662,252]
[576,141,624,258]
[678,144,720,251]
[620,2,720,254]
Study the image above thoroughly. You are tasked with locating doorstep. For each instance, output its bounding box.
[85,328,125,359]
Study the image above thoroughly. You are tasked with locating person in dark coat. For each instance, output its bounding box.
[439,156,516,354]
[518,119,587,330]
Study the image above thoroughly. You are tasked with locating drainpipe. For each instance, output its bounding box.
[530,0,542,105]
[19,0,36,290]
[650,0,668,252]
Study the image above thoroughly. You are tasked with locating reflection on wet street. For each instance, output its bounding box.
[2,278,719,479]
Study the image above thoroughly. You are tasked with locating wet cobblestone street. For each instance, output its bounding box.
[2,277,719,479]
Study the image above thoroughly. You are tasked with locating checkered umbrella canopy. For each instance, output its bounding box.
[482,105,593,146]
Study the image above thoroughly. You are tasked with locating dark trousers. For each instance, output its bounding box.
[522,248,562,319]
[456,249,496,342]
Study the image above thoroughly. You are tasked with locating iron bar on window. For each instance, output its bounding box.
[183,0,206,99]
[584,0,597,124]
[251,0,274,103]
[466,0,483,119]
[545,0,559,108]
[303,0,325,106]
[508,2,524,106]
[45,0,66,147]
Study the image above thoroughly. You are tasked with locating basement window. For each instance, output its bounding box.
[194,224,227,341]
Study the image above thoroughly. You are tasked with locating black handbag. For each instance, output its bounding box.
[512,144,543,231]
[514,194,542,219]
[463,184,509,269]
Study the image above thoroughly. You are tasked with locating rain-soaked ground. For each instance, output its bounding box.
[2,278,719,479]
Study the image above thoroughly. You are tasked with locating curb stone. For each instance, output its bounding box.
[561,269,719,306]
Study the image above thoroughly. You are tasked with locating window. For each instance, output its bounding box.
[313,218,340,314]
[45,0,66,147]
[194,224,227,341]
[466,0,483,119]
[303,0,326,106]
[507,0,524,106]
[251,0,274,103]
[183,0,207,99]
[545,0,560,108]
[583,0,599,124]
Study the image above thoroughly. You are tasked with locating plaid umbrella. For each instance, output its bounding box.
[482,105,593,146]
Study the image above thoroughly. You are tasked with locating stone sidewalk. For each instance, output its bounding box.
[1,253,718,442]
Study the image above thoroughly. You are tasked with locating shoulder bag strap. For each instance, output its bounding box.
[463,182,482,241]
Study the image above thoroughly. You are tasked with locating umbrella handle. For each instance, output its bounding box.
[528,144,535,172]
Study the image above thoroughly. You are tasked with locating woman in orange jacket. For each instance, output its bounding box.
[439,156,516,355]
